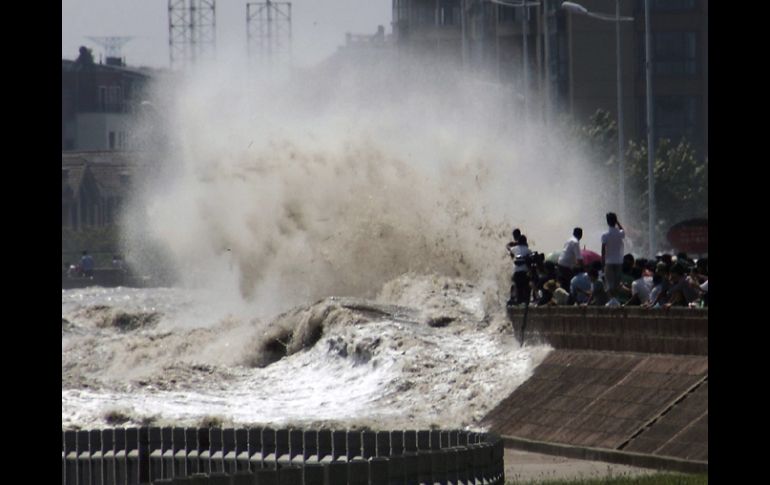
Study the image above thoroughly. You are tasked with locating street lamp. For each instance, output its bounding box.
[643,0,656,257]
[562,1,633,226]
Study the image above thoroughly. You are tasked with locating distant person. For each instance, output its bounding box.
[505,228,522,255]
[657,253,674,267]
[601,212,625,299]
[675,252,694,270]
[569,264,592,305]
[625,267,651,306]
[505,228,521,306]
[645,263,671,307]
[112,254,126,271]
[611,253,634,304]
[507,234,532,306]
[80,250,95,277]
[695,258,708,280]
[665,264,699,308]
[543,279,570,306]
[535,261,559,305]
[644,273,665,308]
[586,266,609,306]
[699,279,708,307]
[557,227,583,291]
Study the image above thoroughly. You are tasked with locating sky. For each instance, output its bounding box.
[62,0,392,69]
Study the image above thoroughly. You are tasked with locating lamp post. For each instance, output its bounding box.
[643,0,656,256]
[561,1,632,223]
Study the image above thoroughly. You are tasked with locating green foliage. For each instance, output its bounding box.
[577,109,618,167]
[574,109,708,253]
[624,138,708,246]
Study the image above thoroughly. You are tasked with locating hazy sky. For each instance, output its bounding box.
[62,0,392,69]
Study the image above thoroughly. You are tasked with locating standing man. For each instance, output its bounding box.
[507,234,532,307]
[80,250,95,278]
[601,213,625,301]
[557,227,583,291]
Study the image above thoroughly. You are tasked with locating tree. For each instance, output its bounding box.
[625,138,708,250]
[574,109,708,254]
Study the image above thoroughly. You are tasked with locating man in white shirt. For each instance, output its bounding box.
[601,212,625,298]
[627,267,651,306]
[557,227,583,291]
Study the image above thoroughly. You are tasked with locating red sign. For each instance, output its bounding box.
[666,219,708,254]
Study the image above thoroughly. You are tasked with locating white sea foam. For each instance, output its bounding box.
[62,275,550,430]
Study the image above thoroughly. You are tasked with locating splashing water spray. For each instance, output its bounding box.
[122,52,613,318]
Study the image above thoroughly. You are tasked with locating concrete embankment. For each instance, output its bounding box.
[483,307,708,474]
[62,268,150,289]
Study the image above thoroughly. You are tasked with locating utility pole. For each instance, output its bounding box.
[644,0,656,256]
[167,0,216,70]
[247,1,292,68]
[542,0,551,125]
[615,0,626,221]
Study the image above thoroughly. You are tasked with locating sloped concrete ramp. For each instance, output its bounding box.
[482,349,708,468]
[622,379,708,461]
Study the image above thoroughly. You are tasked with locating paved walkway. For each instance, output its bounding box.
[504,448,657,483]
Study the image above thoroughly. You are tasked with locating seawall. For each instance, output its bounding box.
[482,307,708,474]
[508,306,707,356]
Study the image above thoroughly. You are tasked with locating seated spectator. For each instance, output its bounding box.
[665,264,699,307]
[615,253,635,304]
[625,267,651,306]
[587,267,609,306]
[699,280,708,307]
[647,262,672,307]
[570,265,592,305]
[675,252,695,270]
[535,261,559,305]
[695,258,708,279]
[544,280,570,306]
[644,273,664,307]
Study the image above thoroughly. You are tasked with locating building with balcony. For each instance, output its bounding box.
[62,47,153,151]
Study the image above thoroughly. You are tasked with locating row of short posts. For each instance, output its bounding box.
[63,427,504,485]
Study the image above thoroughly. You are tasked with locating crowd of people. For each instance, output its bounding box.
[505,213,708,309]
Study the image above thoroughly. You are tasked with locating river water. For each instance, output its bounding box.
[62,274,550,431]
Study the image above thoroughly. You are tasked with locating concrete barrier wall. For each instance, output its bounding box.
[507,307,708,355]
[61,427,505,485]
[62,268,153,289]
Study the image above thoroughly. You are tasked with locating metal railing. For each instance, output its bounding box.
[62,426,504,484]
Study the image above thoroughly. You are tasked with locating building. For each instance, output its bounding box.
[568,0,708,159]
[61,47,153,151]
[391,0,708,160]
[62,151,138,231]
